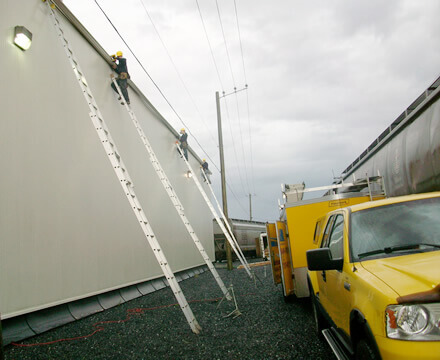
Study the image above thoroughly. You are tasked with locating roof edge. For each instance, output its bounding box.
[51,0,203,164]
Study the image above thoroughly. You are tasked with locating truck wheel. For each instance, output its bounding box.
[355,338,380,360]
[310,288,326,337]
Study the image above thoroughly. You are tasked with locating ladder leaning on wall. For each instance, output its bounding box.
[176,146,253,279]
[45,0,202,334]
[200,167,253,276]
[111,77,232,301]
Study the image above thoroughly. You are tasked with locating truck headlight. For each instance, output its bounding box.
[386,304,440,340]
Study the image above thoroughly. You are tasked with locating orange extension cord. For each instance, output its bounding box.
[11,296,225,348]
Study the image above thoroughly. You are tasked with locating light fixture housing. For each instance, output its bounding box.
[14,26,33,51]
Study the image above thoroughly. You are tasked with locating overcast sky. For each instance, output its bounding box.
[63,0,440,222]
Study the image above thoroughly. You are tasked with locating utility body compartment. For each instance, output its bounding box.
[272,177,386,298]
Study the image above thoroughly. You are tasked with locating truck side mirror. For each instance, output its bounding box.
[306,248,343,271]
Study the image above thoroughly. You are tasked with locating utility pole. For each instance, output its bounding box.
[216,91,233,270]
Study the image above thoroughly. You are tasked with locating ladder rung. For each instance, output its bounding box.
[49,0,203,334]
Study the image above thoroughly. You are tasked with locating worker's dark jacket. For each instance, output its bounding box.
[115,57,129,79]
[180,133,188,148]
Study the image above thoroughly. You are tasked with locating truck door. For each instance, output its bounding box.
[316,215,335,306]
[317,214,346,317]
[322,213,351,332]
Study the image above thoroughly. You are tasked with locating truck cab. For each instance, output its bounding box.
[307,193,440,360]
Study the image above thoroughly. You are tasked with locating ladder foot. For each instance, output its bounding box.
[194,321,202,333]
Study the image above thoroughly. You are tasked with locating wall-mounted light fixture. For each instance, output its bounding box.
[185,171,192,178]
[14,26,33,51]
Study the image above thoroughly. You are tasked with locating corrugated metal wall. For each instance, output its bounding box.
[341,77,440,196]
[1,0,214,320]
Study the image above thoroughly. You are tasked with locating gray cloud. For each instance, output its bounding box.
[65,0,440,220]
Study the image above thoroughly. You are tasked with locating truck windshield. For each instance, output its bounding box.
[350,197,440,261]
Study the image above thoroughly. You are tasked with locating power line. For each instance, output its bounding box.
[222,96,247,196]
[226,181,249,216]
[234,91,251,194]
[194,0,252,216]
[141,0,250,214]
[233,0,247,86]
[95,0,249,218]
[246,89,256,194]
[233,0,256,195]
[94,0,220,172]
[139,0,218,147]
[215,0,252,196]
[215,0,236,88]
[195,0,224,92]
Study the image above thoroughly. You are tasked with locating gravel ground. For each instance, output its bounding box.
[5,262,335,360]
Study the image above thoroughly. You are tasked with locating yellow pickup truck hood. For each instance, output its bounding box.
[360,251,440,297]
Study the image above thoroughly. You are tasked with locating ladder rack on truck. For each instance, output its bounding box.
[273,176,386,299]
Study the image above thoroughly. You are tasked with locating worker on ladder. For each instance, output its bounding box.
[178,128,188,160]
[201,159,212,184]
[110,51,130,105]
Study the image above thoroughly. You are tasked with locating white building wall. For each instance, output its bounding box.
[0,0,214,319]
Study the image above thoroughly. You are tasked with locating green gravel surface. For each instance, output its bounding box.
[5,263,334,359]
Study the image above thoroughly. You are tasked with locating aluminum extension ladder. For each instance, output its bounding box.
[200,167,252,275]
[176,146,253,278]
[110,81,232,302]
[45,0,202,333]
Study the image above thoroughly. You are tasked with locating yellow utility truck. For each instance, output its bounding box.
[306,192,440,360]
[272,176,386,299]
